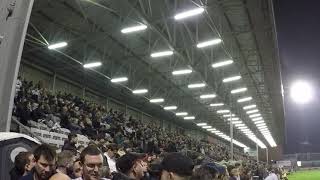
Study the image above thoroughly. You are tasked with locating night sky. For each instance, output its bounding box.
[274,0,320,154]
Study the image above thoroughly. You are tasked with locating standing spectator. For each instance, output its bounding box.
[72,159,82,179]
[74,145,105,180]
[227,165,239,180]
[49,150,75,180]
[20,144,57,180]
[10,151,35,180]
[264,168,279,180]
[114,153,147,180]
[160,153,194,180]
[62,133,78,154]
[103,144,118,173]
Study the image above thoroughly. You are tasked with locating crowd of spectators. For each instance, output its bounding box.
[10,78,287,180]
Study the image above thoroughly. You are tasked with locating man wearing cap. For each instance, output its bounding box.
[113,153,147,180]
[160,153,194,180]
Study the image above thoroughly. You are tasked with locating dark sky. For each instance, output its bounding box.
[274,0,320,154]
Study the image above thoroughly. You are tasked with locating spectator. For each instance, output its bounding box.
[10,151,35,180]
[71,159,83,179]
[227,165,239,180]
[20,144,57,180]
[49,150,75,180]
[114,153,147,180]
[103,144,118,173]
[160,153,194,180]
[264,168,279,180]
[62,133,78,154]
[74,145,104,180]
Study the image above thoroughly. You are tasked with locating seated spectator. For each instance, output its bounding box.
[10,151,35,180]
[49,150,75,180]
[160,153,194,180]
[114,153,147,180]
[74,145,105,180]
[62,133,78,154]
[20,144,57,180]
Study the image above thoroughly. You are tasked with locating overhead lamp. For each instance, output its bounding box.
[174,7,205,20]
[48,42,68,50]
[176,112,188,116]
[200,94,216,99]
[246,109,259,114]
[184,116,195,120]
[111,77,128,83]
[249,113,261,118]
[202,126,212,129]
[227,117,240,121]
[243,104,257,110]
[231,87,247,94]
[216,110,230,114]
[256,124,267,127]
[210,103,224,107]
[149,98,164,103]
[211,130,220,133]
[196,123,207,126]
[237,126,247,129]
[259,128,269,131]
[188,83,206,89]
[172,69,192,75]
[254,120,265,124]
[207,128,216,131]
[212,60,233,68]
[151,50,174,58]
[251,117,263,121]
[235,124,246,127]
[83,62,102,68]
[197,38,222,48]
[223,114,236,117]
[121,24,147,34]
[237,97,253,103]
[230,121,242,124]
[164,106,177,110]
[222,75,241,83]
[215,132,224,135]
[132,89,148,94]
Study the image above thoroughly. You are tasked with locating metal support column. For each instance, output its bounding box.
[82,87,85,99]
[52,72,56,94]
[256,140,259,163]
[0,0,34,131]
[230,114,234,161]
[266,148,269,165]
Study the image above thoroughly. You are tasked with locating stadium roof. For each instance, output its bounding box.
[22,0,284,149]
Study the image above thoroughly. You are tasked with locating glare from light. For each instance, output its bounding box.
[249,113,261,118]
[176,112,188,116]
[149,98,164,103]
[132,89,148,94]
[210,103,224,107]
[200,94,216,99]
[202,126,212,129]
[246,109,259,114]
[197,38,222,48]
[196,123,207,126]
[237,97,253,103]
[256,123,267,127]
[172,69,192,75]
[164,106,177,110]
[223,114,236,117]
[227,117,240,121]
[184,116,195,120]
[188,83,206,89]
[48,42,68,50]
[230,121,242,124]
[290,80,313,104]
[251,117,263,121]
[174,7,205,20]
[222,75,241,83]
[235,124,246,127]
[207,128,216,131]
[231,87,247,94]
[121,24,147,34]
[151,50,174,58]
[254,120,265,124]
[216,110,230,114]
[243,104,257,110]
[111,77,128,83]
[83,62,102,68]
[212,60,233,68]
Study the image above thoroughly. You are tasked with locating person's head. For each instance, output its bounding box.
[80,145,104,180]
[56,150,75,174]
[68,133,78,144]
[227,165,239,177]
[160,153,194,180]
[116,153,147,179]
[191,165,218,180]
[73,159,82,178]
[33,144,57,180]
[13,151,35,175]
[106,143,118,158]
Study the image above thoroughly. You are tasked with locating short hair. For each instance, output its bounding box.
[57,150,74,167]
[80,145,102,163]
[107,143,118,151]
[33,144,56,162]
[68,133,77,141]
[14,151,33,175]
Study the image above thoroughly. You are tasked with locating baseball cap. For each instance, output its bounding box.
[116,153,146,173]
[160,152,194,176]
